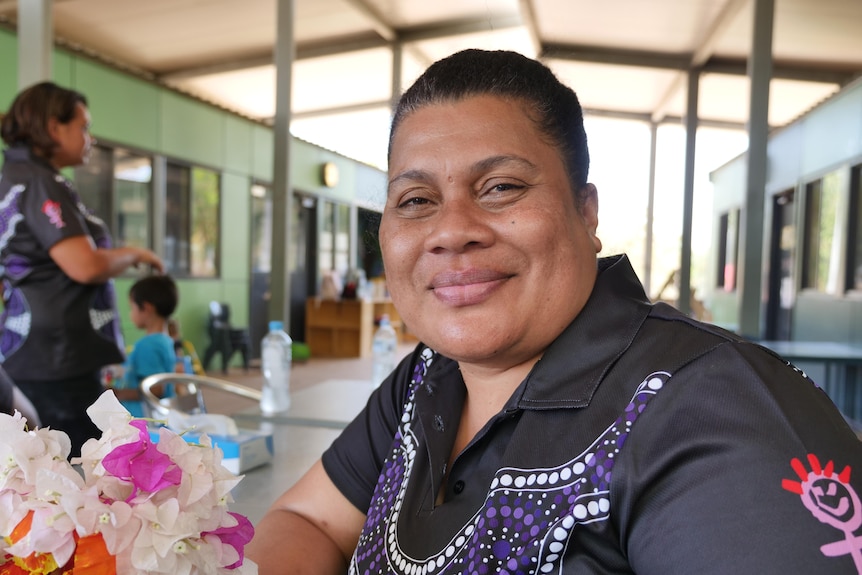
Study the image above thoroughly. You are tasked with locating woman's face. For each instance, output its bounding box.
[48,102,93,169]
[381,95,602,370]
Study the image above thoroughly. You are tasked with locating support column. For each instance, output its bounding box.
[17,0,52,89]
[270,0,295,328]
[644,122,658,295]
[679,68,701,316]
[390,43,403,112]
[738,0,774,339]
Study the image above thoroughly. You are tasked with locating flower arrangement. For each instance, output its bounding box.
[0,391,257,574]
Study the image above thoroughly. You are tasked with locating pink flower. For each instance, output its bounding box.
[101,420,182,495]
[203,512,254,569]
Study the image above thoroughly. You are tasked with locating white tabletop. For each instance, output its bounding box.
[228,379,378,524]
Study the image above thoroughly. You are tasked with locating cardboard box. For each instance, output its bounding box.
[149,427,274,475]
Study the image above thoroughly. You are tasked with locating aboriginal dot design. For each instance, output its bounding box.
[0,185,30,361]
[349,361,671,574]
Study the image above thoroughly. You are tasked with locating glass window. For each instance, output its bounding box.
[802,171,841,293]
[165,162,220,277]
[335,203,351,278]
[850,165,862,291]
[318,201,335,280]
[114,149,152,250]
[74,144,152,253]
[74,145,113,223]
[716,209,739,291]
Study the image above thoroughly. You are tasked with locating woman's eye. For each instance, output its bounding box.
[396,196,430,209]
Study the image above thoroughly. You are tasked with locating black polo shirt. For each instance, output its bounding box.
[323,254,862,574]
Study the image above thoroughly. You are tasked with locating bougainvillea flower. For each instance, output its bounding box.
[100,421,181,494]
[202,512,254,569]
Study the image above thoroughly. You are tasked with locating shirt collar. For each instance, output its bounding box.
[3,144,58,173]
[515,254,652,409]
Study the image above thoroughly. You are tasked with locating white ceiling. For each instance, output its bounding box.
[2,0,860,169]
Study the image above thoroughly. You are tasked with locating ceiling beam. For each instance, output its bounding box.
[158,13,522,82]
[341,0,397,42]
[517,0,541,56]
[542,42,690,70]
[542,41,858,84]
[651,0,749,123]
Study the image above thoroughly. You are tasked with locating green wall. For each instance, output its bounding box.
[0,26,388,367]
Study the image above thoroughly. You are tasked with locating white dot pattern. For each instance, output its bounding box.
[349,361,671,574]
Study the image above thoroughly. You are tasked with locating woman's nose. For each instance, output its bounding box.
[423,197,495,254]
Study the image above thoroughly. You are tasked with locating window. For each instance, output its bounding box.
[74,144,153,252]
[165,162,220,277]
[802,170,842,293]
[716,209,739,291]
[849,165,862,291]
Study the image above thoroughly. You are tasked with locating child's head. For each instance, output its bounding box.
[129,275,178,326]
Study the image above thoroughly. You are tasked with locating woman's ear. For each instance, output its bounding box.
[46,116,61,142]
[578,183,602,254]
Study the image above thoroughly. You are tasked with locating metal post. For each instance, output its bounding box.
[738,0,774,339]
[17,0,52,89]
[679,68,701,316]
[271,0,295,328]
[644,122,658,295]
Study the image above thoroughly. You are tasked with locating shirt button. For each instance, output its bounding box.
[453,480,465,494]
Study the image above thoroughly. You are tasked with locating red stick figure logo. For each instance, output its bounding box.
[41,199,65,229]
[783,454,862,571]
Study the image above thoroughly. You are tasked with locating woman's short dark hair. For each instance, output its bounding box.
[129,275,179,319]
[0,82,88,159]
[389,49,590,192]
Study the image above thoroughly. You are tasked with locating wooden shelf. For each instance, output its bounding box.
[305,298,403,358]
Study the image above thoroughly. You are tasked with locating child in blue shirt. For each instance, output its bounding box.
[114,275,178,417]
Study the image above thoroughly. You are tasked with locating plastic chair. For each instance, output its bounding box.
[202,302,252,374]
[141,372,262,419]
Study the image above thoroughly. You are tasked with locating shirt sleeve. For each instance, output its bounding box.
[615,341,862,574]
[321,345,425,513]
[21,172,88,251]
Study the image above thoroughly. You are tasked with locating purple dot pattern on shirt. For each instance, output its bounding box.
[349,354,671,574]
[0,185,31,361]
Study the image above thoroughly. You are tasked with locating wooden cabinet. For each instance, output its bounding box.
[305,298,403,358]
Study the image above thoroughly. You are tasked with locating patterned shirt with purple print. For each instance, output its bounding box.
[323,255,862,574]
[0,145,124,381]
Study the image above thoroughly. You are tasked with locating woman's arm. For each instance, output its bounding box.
[49,235,164,283]
[246,460,366,574]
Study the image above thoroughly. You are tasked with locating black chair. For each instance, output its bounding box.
[202,301,251,374]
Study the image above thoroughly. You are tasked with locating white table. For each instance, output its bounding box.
[232,378,377,429]
[228,378,377,524]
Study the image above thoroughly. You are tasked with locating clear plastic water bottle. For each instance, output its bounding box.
[371,314,398,387]
[260,320,292,414]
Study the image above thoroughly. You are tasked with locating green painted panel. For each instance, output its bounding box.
[161,91,224,166]
[251,124,273,181]
[223,115,253,174]
[73,58,160,151]
[53,50,73,88]
[221,172,251,281]
[0,29,17,110]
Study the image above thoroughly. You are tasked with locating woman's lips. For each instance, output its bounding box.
[429,269,511,306]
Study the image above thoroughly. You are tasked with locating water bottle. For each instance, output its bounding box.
[260,320,292,414]
[371,314,398,387]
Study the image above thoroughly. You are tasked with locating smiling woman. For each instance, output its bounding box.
[246,50,862,575]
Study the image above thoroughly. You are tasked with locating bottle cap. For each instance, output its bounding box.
[379,314,390,326]
[269,320,284,332]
